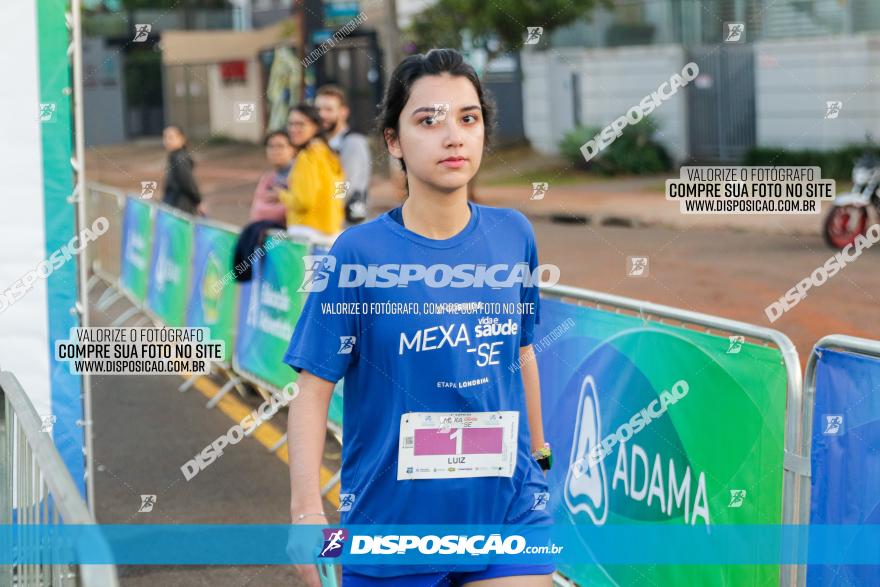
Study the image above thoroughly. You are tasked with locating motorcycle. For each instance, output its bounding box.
[823,143,880,249]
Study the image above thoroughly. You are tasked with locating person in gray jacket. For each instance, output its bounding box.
[315,85,371,224]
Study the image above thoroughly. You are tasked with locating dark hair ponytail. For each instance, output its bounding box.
[375,48,496,176]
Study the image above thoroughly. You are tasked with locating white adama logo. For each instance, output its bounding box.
[564,375,608,525]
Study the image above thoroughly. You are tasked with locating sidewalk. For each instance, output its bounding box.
[370,176,825,237]
[87,142,825,236]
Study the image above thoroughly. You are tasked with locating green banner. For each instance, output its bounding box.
[146,208,193,326]
[186,222,239,361]
[535,297,786,586]
[119,197,154,304]
[38,0,86,496]
[234,238,308,390]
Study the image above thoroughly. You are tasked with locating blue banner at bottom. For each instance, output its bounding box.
[4,524,880,565]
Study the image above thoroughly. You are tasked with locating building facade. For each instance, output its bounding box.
[522,0,880,163]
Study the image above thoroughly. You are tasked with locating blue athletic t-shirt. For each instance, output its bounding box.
[283,202,551,576]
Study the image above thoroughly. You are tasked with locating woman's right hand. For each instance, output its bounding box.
[293,563,322,587]
[288,512,329,587]
[287,371,337,585]
[267,185,282,203]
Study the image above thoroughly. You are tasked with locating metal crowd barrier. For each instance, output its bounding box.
[0,372,119,586]
[178,214,247,404]
[225,227,313,404]
[541,283,808,587]
[224,228,344,493]
[85,183,125,289]
[84,183,342,496]
[86,184,140,325]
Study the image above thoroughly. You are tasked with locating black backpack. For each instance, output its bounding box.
[334,130,368,224]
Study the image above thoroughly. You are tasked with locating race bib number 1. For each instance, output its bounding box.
[397,411,519,480]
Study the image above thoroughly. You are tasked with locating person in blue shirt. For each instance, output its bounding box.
[285,48,555,587]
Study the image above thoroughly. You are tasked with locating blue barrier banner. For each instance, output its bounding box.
[146,209,193,327]
[119,197,153,304]
[187,222,238,359]
[234,237,308,390]
[808,346,880,586]
[532,297,787,586]
[5,524,880,565]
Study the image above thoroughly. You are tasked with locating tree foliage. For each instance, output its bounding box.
[408,0,603,53]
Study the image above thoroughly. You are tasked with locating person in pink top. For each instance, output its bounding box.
[249,131,295,224]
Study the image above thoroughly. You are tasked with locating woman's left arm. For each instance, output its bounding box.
[519,344,546,453]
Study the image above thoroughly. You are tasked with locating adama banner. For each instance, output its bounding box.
[532,296,787,585]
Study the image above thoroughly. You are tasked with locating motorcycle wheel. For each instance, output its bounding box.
[823,205,868,249]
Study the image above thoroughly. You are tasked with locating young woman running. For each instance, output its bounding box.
[285,48,554,587]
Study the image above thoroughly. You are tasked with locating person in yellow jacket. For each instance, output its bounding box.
[279,104,346,242]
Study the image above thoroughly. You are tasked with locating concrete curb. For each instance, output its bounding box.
[370,200,823,237]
